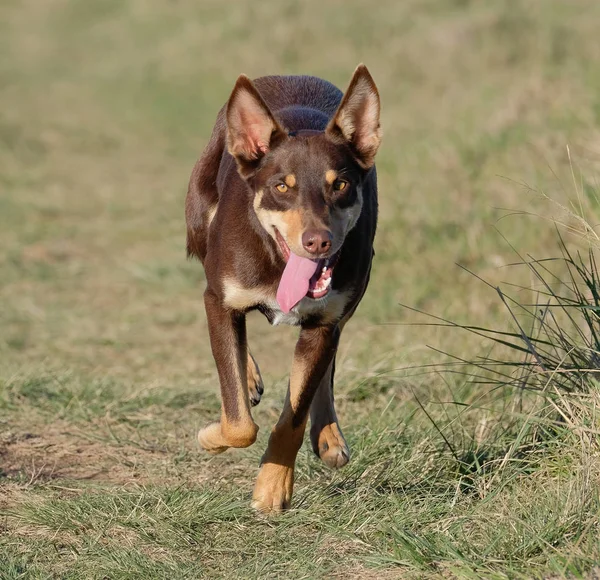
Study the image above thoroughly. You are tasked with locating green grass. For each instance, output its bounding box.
[2,0,600,577]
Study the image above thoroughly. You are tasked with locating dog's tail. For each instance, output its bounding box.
[185,110,227,262]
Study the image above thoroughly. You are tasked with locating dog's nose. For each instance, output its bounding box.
[302,229,332,255]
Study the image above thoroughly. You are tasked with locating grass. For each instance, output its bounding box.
[2,0,600,577]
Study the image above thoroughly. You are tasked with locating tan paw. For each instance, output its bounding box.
[198,422,230,454]
[251,462,294,513]
[247,352,264,406]
[198,420,258,454]
[311,422,349,469]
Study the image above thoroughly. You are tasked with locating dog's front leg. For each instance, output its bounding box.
[198,290,258,454]
[252,324,340,513]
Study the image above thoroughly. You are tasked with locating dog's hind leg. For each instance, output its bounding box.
[309,313,356,469]
[247,350,264,406]
[198,290,259,454]
[252,325,340,513]
[308,282,372,469]
[309,357,350,468]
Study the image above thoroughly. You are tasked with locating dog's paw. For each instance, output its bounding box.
[198,420,258,454]
[198,423,230,454]
[247,352,264,406]
[311,423,350,469]
[251,463,294,514]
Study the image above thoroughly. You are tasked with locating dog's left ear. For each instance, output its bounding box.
[327,64,381,169]
[226,75,286,176]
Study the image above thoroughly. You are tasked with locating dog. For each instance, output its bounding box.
[185,64,381,512]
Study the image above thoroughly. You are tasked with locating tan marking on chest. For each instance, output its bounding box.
[271,289,352,326]
[222,277,274,310]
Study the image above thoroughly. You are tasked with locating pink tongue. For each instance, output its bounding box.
[276,252,319,313]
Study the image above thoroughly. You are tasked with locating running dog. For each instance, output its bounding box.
[185,64,381,512]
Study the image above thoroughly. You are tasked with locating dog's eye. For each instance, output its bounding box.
[275,183,288,193]
[333,179,348,192]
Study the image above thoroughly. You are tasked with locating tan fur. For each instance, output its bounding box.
[197,420,258,454]
[279,209,306,253]
[253,191,309,256]
[197,422,230,454]
[284,174,296,188]
[221,416,259,447]
[313,422,349,468]
[252,353,311,513]
[252,422,305,513]
[252,462,295,513]
[222,277,274,310]
[325,169,337,185]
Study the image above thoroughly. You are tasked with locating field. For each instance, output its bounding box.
[2,0,600,577]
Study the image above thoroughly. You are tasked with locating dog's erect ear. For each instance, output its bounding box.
[327,64,381,169]
[226,75,285,176]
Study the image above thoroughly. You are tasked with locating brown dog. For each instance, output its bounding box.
[185,64,381,512]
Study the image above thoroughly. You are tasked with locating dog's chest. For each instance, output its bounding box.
[262,292,348,326]
[221,277,350,326]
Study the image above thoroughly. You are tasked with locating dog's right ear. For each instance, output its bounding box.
[226,75,285,177]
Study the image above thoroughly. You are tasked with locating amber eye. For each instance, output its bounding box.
[276,183,288,193]
[333,179,348,192]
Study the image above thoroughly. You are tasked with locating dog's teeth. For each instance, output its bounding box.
[316,277,332,291]
[322,267,327,273]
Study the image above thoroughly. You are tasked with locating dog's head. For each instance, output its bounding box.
[225,65,381,308]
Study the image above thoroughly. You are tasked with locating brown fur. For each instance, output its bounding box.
[186,64,381,512]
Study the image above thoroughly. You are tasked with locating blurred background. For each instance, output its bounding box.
[2,0,600,576]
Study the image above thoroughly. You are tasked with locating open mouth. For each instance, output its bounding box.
[274,229,339,300]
